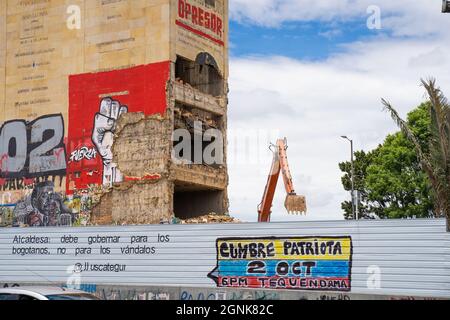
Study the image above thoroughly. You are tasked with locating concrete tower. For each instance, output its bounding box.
[0,0,229,226]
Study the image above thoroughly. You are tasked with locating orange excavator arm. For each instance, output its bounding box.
[257,143,282,223]
[258,138,307,223]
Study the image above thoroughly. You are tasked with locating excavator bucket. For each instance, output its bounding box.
[285,194,307,215]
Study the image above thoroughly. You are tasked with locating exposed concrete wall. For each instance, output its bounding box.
[85,0,231,224]
[90,97,229,223]
[92,179,173,225]
[113,112,172,177]
[173,81,227,116]
[90,110,174,225]
[171,165,228,190]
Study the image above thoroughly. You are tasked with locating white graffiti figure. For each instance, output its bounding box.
[66,265,82,290]
[92,98,128,186]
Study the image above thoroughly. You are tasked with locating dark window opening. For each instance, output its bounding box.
[175,54,224,97]
[174,188,226,219]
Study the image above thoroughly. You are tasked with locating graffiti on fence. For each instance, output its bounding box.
[208,236,353,292]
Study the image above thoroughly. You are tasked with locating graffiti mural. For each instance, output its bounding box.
[0,63,170,228]
[64,189,98,226]
[208,236,353,292]
[13,181,74,227]
[92,98,128,185]
[0,206,14,226]
[0,114,67,181]
[67,62,170,191]
[69,147,97,162]
[0,114,70,227]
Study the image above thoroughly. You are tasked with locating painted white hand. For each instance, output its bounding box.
[92,98,128,166]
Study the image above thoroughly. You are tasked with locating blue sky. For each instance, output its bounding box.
[226,1,450,222]
[229,19,379,60]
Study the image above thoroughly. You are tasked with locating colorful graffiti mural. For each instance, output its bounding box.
[0,61,171,226]
[0,62,170,227]
[67,62,169,191]
[13,181,74,227]
[0,114,67,181]
[1,185,98,228]
[208,237,353,292]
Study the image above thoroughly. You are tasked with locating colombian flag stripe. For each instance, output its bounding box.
[218,260,350,278]
[217,238,352,261]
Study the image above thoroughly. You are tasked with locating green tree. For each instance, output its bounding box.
[339,150,377,220]
[365,132,433,219]
[382,79,450,224]
[339,103,434,219]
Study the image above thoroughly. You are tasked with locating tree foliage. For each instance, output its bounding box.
[339,103,434,219]
[383,79,449,221]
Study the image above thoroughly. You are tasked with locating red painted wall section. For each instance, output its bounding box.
[67,62,170,192]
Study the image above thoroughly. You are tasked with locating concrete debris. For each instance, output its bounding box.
[176,213,240,224]
[175,105,220,130]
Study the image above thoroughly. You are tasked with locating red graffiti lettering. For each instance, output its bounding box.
[177,0,224,44]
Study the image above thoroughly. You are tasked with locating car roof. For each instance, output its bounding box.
[0,286,89,296]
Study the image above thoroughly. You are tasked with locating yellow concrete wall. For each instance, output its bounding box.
[173,0,228,78]
[0,0,229,227]
[0,1,5,121]
[83,0,171,73]
[1,0,228,126]
[2,0,172,127]
[5,0,78,125]
[0,0,172,208]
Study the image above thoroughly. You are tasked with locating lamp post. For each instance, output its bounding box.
[341,136,357,220]
[443,0,450,13]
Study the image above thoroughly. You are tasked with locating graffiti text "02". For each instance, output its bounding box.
[0,114,67,178]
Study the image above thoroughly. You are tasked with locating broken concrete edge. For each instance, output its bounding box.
[99,112,169,216]
[90,178,167,222]
[91,179,173,225]
[115,112,168,137]
[87,73,231,225]
[113,111,170,179]
[172,80,227,115]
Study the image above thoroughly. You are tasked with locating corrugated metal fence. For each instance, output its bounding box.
[0,218,449,298]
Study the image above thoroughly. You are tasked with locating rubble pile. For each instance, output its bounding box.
[178,213,240,224]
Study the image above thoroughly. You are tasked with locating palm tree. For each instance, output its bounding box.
[382,79,449,228]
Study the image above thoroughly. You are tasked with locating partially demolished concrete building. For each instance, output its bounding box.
[0,0,229,227]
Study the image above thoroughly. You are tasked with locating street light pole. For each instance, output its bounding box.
[341,136,357,220]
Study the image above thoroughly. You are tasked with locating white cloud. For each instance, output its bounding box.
[230,0,450,38]
[227,1,450,222]
[319,29,343,39]
[227,38,450,222]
